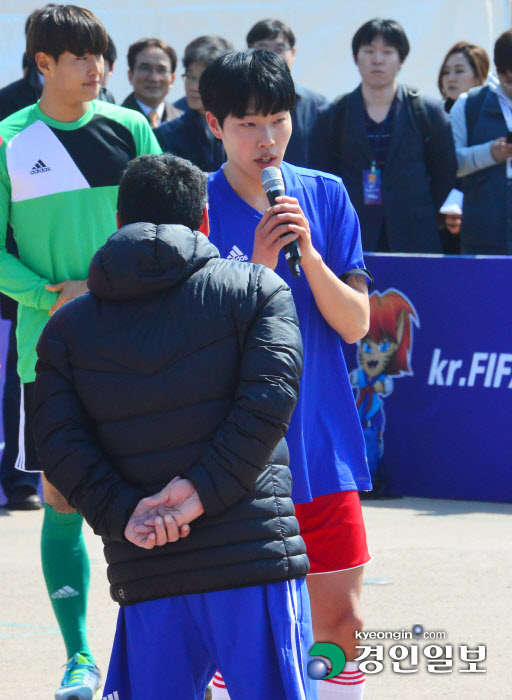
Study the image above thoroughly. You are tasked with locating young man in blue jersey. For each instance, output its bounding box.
[202,50,373,699]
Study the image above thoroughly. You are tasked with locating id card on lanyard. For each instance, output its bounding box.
[363,161,382,205]
[497,94,512,178]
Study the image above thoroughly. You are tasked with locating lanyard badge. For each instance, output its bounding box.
[363,161,382,205]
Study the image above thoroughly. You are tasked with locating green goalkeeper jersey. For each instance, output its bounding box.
[0,99,161,382]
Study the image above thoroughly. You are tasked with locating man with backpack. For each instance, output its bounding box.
[324,18,456,253]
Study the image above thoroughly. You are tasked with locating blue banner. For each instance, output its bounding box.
[343,254,512,503]
[0,258,510,504]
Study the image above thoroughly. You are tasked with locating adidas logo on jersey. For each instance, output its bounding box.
[51,585,79,599]
[103,692,119,700]
[30,159,51,175]
[227,245,248,262]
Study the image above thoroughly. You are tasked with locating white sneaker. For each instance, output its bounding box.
[55,653,101,700]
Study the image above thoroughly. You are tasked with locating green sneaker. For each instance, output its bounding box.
[55,653,101,700]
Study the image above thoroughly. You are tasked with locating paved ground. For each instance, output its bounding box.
[1,496,510,699]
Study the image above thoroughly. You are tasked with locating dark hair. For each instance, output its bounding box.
[494,30,512,75]
[352,18,410,62]
[246,19,295,49]
[26,5,107,63]
[104,34,117,67]
[117,154,207,230]
[183,35,233,70]
[25,4,57,36]
[437,42,489,97]
[127,38,177,73]
[199,49,296,127]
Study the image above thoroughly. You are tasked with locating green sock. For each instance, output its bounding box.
[41,504,93,664]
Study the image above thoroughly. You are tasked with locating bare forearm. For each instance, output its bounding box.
[302,254,369,343]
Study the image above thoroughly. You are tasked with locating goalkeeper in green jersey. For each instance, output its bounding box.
[0,6,161,699]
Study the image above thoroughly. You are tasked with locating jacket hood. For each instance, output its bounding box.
[88,222,219,301]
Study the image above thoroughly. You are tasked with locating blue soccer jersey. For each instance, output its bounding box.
[208,162,371,503]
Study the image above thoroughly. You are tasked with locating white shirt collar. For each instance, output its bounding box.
[485,73,512,109]
[495,84,512,111]
[135,98,165,125]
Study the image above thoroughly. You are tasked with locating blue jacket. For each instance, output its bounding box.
[286,84,329,168]
[460,85,512,255]
[155,109,225,172]
[33,223,308,605]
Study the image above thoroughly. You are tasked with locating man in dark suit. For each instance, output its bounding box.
[101,33,117,97]
[325,18,456,253]
[246,18,329,168]
[155,36,232,171]
[123,38,182,128]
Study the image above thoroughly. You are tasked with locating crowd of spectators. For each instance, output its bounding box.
[2,12,512,256]
[2,13,512,257]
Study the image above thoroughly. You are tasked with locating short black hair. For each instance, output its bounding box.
[127,38,177,73]
[246,19,295,49]
[494,30,512,74]
[25,4,57,36]
[117,154,207,231]
[352,18,410,63]
[183,35,233,70]
[104,34,117,67]
[199,49,296,127]
[26,5,108,63]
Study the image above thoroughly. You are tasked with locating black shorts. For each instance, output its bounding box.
[15,382,41,473]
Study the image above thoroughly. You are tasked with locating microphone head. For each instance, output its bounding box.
[261,166,284,194]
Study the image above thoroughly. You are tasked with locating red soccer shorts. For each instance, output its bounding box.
[294,491,372,574]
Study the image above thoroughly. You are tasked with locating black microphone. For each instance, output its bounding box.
[261,166,301,278]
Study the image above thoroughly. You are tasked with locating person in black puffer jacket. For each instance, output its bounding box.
[32,154,315,700]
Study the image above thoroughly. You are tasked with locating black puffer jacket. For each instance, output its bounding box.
[33,223,308,605]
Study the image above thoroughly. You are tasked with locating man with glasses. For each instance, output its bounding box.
[155,36,232,172]
[246,18,329,168]
[122,38,182,128]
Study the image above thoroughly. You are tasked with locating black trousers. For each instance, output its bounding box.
[0,322,39,495]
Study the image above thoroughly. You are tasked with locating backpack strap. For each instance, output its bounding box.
[403,85,435,176]
[329,93,349,163]
[464,85,489,144]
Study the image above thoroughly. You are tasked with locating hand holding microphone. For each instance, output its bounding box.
[259,166,302,278]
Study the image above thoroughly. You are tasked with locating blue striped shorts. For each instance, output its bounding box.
[102,578,317,700]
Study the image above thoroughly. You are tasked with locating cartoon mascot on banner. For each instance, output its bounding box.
[351,289,419,496]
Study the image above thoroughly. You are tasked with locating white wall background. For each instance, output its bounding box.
[0,0,511,104]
